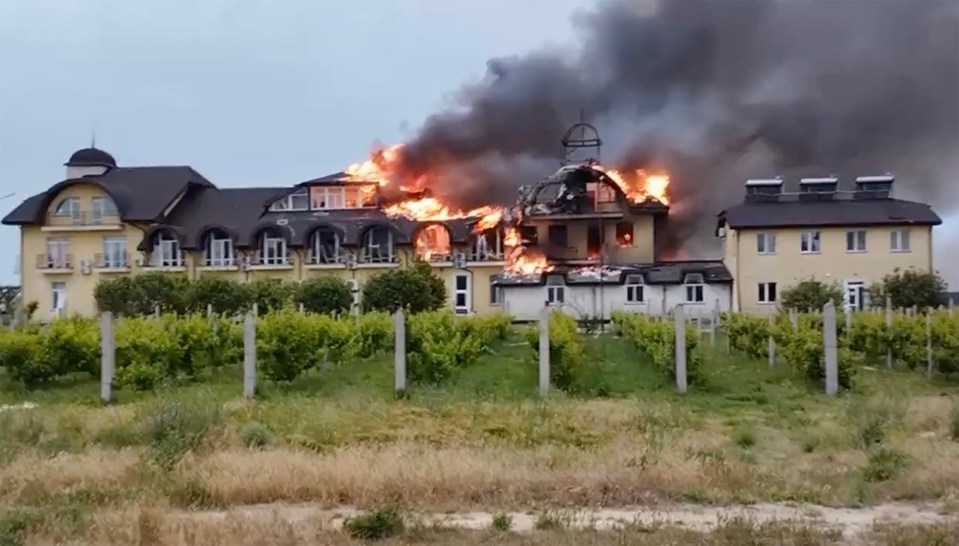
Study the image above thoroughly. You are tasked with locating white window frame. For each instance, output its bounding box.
[684,273,705,304]
[546,275,565,305]
[53,197,80,220]
[846,230,867,253]
[46,238,69,268]
[154,232,183,267]
[800,231,821,254]
[757,232,776,255]
[489,277,501,306]
[310,229,341,264]
[625,274,645,304]
[269,188,309,212]
[890,229,910,252]
[454,273,470,314]
[758,281,777,304]
[90,196,118,223]
[102,236,127,268]
[205,234,234,267]
[259,233,288,265]
[362,227,395,263]
[310,186,346,210]
[51,282,66,313]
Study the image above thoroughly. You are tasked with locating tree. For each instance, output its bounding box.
[780,278,844,312]
[187,277,254,315]
[869,268,947,309]
[95,273,190,315]
[361,263,447,314]
[295,277,353,315]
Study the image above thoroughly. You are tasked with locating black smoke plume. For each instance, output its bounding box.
[391,0,959,256]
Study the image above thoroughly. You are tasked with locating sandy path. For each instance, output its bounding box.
[195,501,956,538]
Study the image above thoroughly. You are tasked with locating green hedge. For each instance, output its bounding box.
[524,311,584,391]
[611,311,702,385]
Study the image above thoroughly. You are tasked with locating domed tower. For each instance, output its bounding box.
[64,147,116,179]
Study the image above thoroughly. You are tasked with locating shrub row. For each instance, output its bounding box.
[611,311,703,385]
[406,311,512,384]
[524,311,584,391]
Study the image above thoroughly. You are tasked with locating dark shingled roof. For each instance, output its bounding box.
[65,147,116,167]
[2,166,215,225]
[720,198,941,229]
[495,260,732,286]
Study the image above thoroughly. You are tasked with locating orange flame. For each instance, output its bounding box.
[593,166,670,205]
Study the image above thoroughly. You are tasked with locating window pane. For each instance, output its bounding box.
[455,275,468,290]
[770,282,777,302]
[455,293,467,307]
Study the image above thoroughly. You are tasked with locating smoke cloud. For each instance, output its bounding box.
[391,0,959,256]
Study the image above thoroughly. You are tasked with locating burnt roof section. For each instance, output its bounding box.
[2,166,215,225]
[495,260,731,286]
[296,171,378,185]
[162,188,478,249]
[719,198,941,229]
[65,147,116,167]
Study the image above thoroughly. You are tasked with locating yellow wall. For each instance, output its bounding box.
[723,224,934,313]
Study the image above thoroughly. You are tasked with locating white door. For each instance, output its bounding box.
[844,280,866,311]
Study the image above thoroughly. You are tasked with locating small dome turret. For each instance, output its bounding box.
[65,147,116,168]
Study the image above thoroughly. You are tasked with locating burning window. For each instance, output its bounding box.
[616,222,634,247]
[361,226,395,263]
[310,187,345,210]
[309,227,341,264]
[519,226,539,246]
[548,225,568,247]
[470,228,503,261]
[588,182,616,204]
[415,224,452,262]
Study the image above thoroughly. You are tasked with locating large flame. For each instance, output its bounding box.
[593,166,670,205]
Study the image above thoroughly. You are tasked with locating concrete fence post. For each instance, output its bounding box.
[11,307,23,331]
[789,309,799,329]
[675,304,688,394]
[885,297,893,368]
[926,311,934,379]
[709,302,718,347]
[823,302,838,396]
[949,298,954,318]
[154,304,161,319]
[252,303,259,317]
[767,312,776,367]
[394,309,406,393]
[844,306,852,333]
[100,312,114,403]
[911,304,918,317]
[206,304,214,319]
[298,303,305,314]
[538,305,550,394]
[243,311,256,398]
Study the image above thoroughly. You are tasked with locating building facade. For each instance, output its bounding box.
[717,176,941,314]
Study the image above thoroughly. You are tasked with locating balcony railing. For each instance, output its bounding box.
[417,251,452,263]
[307,252,344,265]
[254,252,293,267]
[201,256,237,268]
[94,252,130,269]
[142,252,186,268]
[46,211,120,227]
[359,249,398,264]
[36,253,73,270]
[468,250,505,262]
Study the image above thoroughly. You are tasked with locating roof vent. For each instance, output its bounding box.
[854,174,894,200]
[799,176,838,202]
[744,178,783,202]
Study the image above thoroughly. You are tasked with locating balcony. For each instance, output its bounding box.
[357,251,399,267]
[36,253,74,274]
[199,256,238,271]
[250,252,294,271]
[138,253,187,272]
[43,211,122,232]
[305,252,345,269]
[93,253,130,272]
[467,250,506,264]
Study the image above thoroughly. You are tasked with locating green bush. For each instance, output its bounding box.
[862,447,909,482]
[869,268,948,309]
[407,311,484,384]
[95,272,191,315]
[295,277,353,315]
[250,278,296,313]
[780,279,844,312]
[950,405,959,442]
[115,317,183,390]
[491,513,513,532]
[732,423,757,449]
[238,421,275,448]
[525,311,584,391]
[256,308,325,382]
[344,506,405,540]
[611,311,702,385]
[0,331,43,386]
[361,263,446,313]
[187,277,253,315]
[1,318,100,386]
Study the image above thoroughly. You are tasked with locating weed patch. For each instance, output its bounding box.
[141,396,220,470]
[863,447,910,483]
[491,513,513,532]
[344,506,405,540]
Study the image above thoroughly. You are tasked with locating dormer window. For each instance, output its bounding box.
[53,197,80,219]
[203,229,234,267]
[269,188,309,212]
[257,228,289,265]
[91,196,118,223]
[309,227,341,264]
[684,273,705,303]
[361,226,395,263]
[311,187,344,210]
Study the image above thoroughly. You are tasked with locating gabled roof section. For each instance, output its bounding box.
[163,187,288,249]
[2,166,215,225]
[719,198,941,230]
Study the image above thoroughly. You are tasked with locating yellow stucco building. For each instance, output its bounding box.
[717,176,941,313]
[3,147,509,321]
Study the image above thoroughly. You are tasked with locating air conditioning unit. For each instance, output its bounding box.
[345,254,358,269]
[134,257,146,267]
[80,260,93,275]
[453,252,467,268]
[240,256,251,271]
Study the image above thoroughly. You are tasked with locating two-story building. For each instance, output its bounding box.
[717,176,942,313]
[2,147,508,321]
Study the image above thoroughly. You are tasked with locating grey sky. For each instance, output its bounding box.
[1,0,955,286]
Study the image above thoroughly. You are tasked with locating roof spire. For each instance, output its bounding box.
[90,132,96,149]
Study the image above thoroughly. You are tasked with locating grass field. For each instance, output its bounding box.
[2,331,958,545]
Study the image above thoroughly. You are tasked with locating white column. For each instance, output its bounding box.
[674,304,687,394]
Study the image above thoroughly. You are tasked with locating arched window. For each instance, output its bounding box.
[415,224,451,262]
[91,196,118,223]
[52,197,80,221]
[309,227,341,264]
[469,228,503,261]
[256,227,288,265]
[151,229,183,267]
[203,228,234,267]
[361,226,395,264]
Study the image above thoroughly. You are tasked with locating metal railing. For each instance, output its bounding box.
[143,252,186,268]
[254,252,293,266]
[307,252,344,265]
[46,211,120,227]
[94,252,129,269]
[201,255,237,267]
[36,253,73,269]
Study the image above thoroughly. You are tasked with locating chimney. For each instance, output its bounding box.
[799,176,838,201]
[744,177,783,202]
[854,174,894,200]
